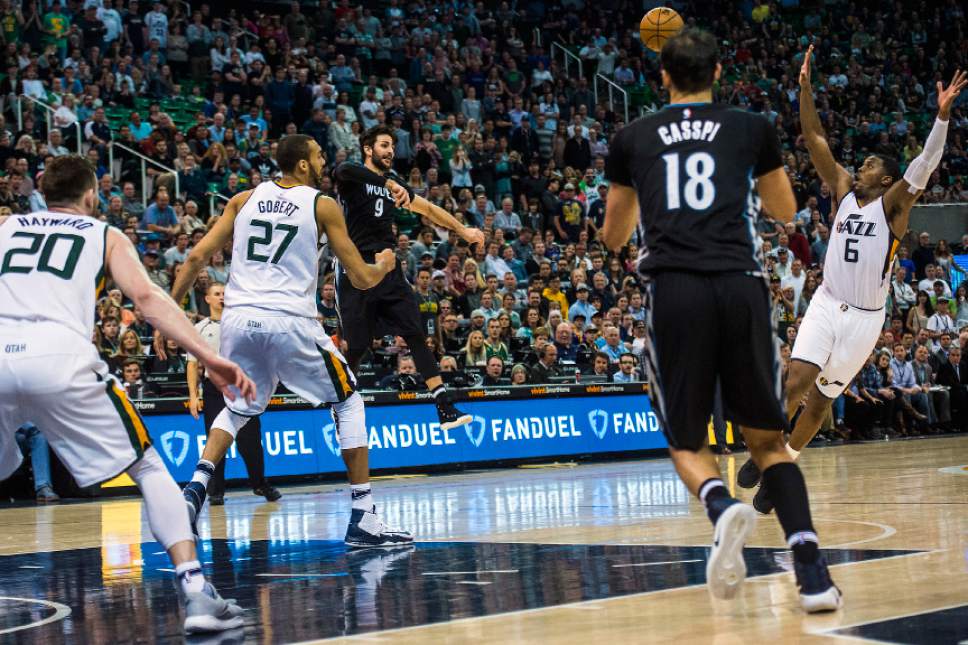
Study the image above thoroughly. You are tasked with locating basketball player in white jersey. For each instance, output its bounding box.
[0,156,256,634]
[738,49,966,512]
[170,135,413,548]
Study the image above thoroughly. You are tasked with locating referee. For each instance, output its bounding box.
[601,28,839,610]
[186,283,280,506]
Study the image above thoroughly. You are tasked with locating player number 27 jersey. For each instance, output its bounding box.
[0,212,108,342]
[226,181,321,318]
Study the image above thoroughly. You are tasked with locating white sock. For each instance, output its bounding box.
[175,560,206,594]
[191,459,216,488]
[351,483,373,511]
[786,445,800,460]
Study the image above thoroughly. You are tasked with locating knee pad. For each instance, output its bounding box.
[211,407,251,440]
[332,392,367,450]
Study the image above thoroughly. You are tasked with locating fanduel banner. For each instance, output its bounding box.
[145,394,666,482]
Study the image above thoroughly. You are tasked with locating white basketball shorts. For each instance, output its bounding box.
[0,322,152,487]
[219,308,356,416]
[791,288,885,398]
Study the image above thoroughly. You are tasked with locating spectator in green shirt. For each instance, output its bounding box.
[434,124,458,177]
[43,2,70,60]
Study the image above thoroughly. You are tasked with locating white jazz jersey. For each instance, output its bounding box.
[225,181,321,318]
[0,212,108,341]
[0,213,152,488]
[820,192,899,311]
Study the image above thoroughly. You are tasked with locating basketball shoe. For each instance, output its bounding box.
[435,396,472,431]
[706,502,757,599]
[736,458,761,489]
[179,581,245,634]
[345,506,414,548]
[752,482,774,515]
[794,555,843,613]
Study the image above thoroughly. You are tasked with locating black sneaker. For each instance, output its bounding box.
[752,482,774,515]
[344,506,414,548]
[794,555,843,613]
[183,482,206,539]
[736,458,761,489]
[254,483,282,502]
[209,495,225,506]
[435,398,472,431]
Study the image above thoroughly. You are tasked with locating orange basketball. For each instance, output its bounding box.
[640,7,684,53]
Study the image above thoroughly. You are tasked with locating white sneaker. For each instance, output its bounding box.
[183,583,245,634]
[706,502,757,599]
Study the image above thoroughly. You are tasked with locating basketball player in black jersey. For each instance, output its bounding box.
[333,125,485,476]
[602,29,840,612]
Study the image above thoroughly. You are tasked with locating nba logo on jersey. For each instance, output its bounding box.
[682,108,692,118]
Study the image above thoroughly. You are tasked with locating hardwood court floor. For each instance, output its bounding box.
[0,436,966,643]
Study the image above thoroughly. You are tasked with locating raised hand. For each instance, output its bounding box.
[799,44,814,88]
[937,69,967,119]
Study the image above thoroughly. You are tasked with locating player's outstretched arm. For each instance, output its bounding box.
[170,190,250,304]
[883,69,966,237]
[409,194,486,249]
[757,167,797,224]
[105,228,256,403]
[601,183,639,252]
[798,45,852,201]
[316,193,396,288]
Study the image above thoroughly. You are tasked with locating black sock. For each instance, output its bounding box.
[761,462,819,563]
[431,384,447,402]
[698,478,733,525]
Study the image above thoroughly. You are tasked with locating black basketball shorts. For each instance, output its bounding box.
[641,271,788,451]
[336,265,425,350]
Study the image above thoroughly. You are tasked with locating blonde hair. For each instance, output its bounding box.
[463,330,487,365]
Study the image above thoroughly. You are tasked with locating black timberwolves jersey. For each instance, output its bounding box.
[605,102,783,274]
[333,162,414,259]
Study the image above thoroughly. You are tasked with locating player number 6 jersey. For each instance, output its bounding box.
[820,192,898,311]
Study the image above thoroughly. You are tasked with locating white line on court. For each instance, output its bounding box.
[612,559,702,568]
[255,572,348,578]
[812,517,897,549]
[0,597,72,635]
[421,569,519,576]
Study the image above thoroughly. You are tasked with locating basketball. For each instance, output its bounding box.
[640,7,684,52]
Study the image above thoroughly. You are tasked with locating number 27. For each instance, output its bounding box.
[247,220,298,264]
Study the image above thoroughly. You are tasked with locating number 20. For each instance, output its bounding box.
[662,152,716,211]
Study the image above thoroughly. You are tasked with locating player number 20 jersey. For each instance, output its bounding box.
[0,212,108,342]
[226,182,321,318]
[820,192,897,311]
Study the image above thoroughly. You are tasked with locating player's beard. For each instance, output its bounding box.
[370,153,393,173]
[309,166,324,189]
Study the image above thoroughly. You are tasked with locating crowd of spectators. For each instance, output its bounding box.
[0,0,966,439]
